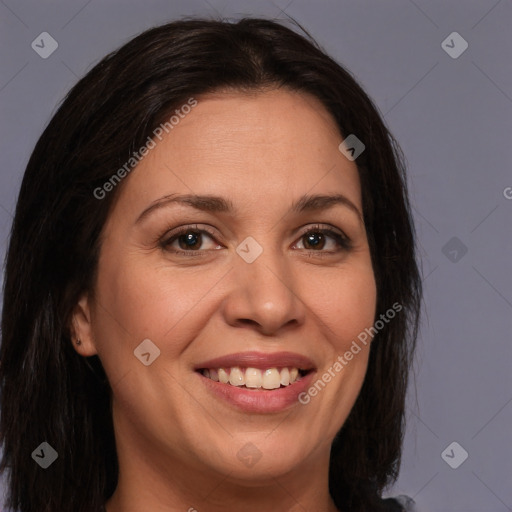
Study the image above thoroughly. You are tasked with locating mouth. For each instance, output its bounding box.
[194,351,317,413]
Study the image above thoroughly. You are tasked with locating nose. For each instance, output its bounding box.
[221,246,306,336]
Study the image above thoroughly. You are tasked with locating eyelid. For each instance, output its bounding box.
[295,223,348,240]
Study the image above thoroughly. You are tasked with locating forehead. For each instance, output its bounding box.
[111,89,362,220]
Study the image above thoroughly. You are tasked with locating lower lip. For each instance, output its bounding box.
[197,371,316,413]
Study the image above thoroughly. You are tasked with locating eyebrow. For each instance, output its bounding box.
[135,193,362,224]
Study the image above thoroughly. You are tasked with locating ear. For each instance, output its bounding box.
[69,292,98,357]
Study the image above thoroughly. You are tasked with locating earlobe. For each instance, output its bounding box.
[70,293,98,356]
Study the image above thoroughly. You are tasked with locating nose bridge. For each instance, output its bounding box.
[224,233,305,334]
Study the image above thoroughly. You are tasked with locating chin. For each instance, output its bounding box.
[200,432,318,481]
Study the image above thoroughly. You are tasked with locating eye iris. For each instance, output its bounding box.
[179,231,201,250]
[304,232,325,250]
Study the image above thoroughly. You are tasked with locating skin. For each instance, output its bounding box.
[71,88,377,512]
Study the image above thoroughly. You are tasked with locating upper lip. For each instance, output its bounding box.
[194,351,316,371]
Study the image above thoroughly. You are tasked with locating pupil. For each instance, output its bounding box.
[306,232,324,249]
[179,232,201,250]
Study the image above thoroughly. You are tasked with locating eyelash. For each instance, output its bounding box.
[158,223,352,257]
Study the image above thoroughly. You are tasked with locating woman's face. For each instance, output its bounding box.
[74,89,377,484]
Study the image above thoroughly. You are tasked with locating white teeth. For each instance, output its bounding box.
[280,367,290,386]
[229,366,245,386]
[202,366,306,388]
[262,368,281,389]
[218,368,229,384]
[245,368,262,388]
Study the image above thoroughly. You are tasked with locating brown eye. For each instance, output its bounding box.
[176,231,203,250]
[302,231,327,250]
[161,225,223,255]
[294,226,352,253]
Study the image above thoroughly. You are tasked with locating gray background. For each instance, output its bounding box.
[1,1,511,511]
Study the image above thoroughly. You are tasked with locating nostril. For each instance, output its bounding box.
[237,318,260,327]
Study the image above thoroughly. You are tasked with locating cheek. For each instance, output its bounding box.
[292,259,376,439]
[302,259,377,351]
[91,252,226,370]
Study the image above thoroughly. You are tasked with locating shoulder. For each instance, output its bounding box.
[385,494,418,511]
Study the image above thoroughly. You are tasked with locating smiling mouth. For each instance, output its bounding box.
[198,366,311,390]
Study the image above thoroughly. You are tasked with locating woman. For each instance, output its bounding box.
[0,18,422,512]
